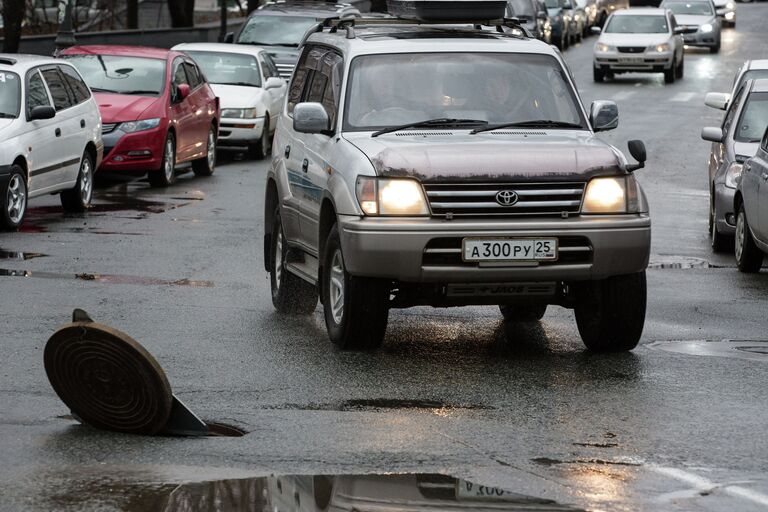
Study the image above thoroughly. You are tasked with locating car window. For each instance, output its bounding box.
[508,0,536,17]
[734,92,768,143]
[61,54,166,96]
[722,86,745,133]
[183,51,261,87]
[299,48,343,128]
[0,71,21,118]
[287,47,316,115]
[41,68,74,111]
[173,60,188,86]
[26,70,51,114]
[59,65,90,104]
[604,15,668,33]
[237,15,318,46]
[263,54,280,78]
[663,1,714,15]
[183,62,202,89]
[259,56,270,82]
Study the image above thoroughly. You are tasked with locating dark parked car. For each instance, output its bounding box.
[545,0,574,48]
[505,0,550,41]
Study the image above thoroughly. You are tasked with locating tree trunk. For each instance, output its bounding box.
[2,0,25,53]
[167,0,195,27]
[127,0,139,29]
[247,0,259,14]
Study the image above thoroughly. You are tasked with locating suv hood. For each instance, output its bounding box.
[599,33,671,47]
[94,92,161,123]
[344,132,625,182]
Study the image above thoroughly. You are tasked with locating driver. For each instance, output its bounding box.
[482,72,544,123]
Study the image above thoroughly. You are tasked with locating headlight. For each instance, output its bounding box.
[724,162,743,189]
[701,23,713,33]
[221,107,258,119]
[119,118,161,133]
[355,177,429,216]
[595,42,613,52]
[725,1,734,8]
[651,43,670,52]
[582,176,641,214]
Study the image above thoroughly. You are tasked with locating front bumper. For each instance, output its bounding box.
[594,51,674,72]
[338,214,651,283]
[683,28,719,47]
[99,124,166,175]
[714,183,737,236]
[217,116,266,146]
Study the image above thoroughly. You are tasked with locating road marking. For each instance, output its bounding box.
[669,92,696,102]
[650,466,768,507]
[612,91,636,100]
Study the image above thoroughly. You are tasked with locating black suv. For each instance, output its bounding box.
[233,1,363,79]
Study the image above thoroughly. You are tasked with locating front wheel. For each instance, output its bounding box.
[574,272,647,352]
[248,117,271,160]
[192,125,216,177]
[149,132,176,187]
[675,56,684,79]
[61,150,94,212]
[709,41,721,53]
[322,224,389,350]
[735,205,764,273]
[664,59,676,84]
[1,165,27,231]
[593,67,605,83]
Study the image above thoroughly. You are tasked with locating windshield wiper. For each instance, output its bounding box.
[120,90,159,95]
[0,112,16,118]
[471,119,583,134]
[215,82,259,87]
[242,41,296,47]
[371,118,488,137]
[89,87,119,93]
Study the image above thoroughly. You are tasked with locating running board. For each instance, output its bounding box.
[285,252,319,285]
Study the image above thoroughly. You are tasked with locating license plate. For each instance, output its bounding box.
[462,238,557,262]
[456,480,515,501]
[618,57,644,64]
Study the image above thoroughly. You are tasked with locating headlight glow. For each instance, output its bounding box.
[221,107,259,119]
[701,23,713,33]
[724,162,743,189]
[119,118,161,133]
[596,42,613,52]
[355,177,429,216]
[652,43,670,52]
[582,176,628,213]
[725,1,734,8]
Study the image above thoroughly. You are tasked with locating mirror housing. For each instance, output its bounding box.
[537,10,548,20]
[590,100,618,132]
[29,105,55,121]
[293,102,330,134]
[224,32,234,43]
[704,92,729,111]
[626,140,646,172]
[591,26,601,34]
[176,83,190,101]
[265,77,283,90]
[701,126,724,143]
[673,26,685,34]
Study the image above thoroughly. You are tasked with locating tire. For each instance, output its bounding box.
[192,125,216,177]
[248,117,271,160]
[675,56,684,79]
[593,67,605,83]
[60,150,94,213]
[664,59,676,84]
[500,304,547,322]
[322,223,389,350]
[710,41,720,54]
[1,165,27,231]
[270,208,318,314]
[709,193,731,253]
[149,132,176,187]
[735,204,764,273]
[574,271,647,352]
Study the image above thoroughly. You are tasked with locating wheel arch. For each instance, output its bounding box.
[264,177,279,272]
[733,190,743,213]
[317,197,338,303]
[12,156,28,182]
[84,141,97,166]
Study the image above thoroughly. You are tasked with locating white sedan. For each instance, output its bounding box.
[173,42,287,159]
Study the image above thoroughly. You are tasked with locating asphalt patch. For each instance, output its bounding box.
[0,268,213,287]
[646,339,768,362]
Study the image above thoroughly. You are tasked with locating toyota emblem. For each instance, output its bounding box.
[495,190,519,206]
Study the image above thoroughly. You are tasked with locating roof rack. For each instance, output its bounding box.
[0,57,18,66]
[320,16,527,40]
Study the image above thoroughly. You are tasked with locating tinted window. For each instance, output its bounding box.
[59,65,90,103]
[287,48,314,114]
[62,54,166,96]
[0,71,21,118]
[26,70,50,113]
[42,68,73,111]
[735,92,768,143]
[184,51,261,87]
[183,62,202,89]
[173,61,188,86]
[237,15,318,46]
[263,54,280,78]
[723,87,744,133]
[293,48,342,127]
[663,1,714,15]
[605,15,669,33]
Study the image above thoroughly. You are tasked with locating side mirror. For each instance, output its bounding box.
[29,105,55,120]
[175,83,190,102]
[704,92,729,111]
[626,140,646,172]
[701,126,724,143]
[293,102,330,134]
[265,77,283,90]
[591,26,601,34]
[224,32,234,43]
[590,100,618,132]
[673,26,685,34]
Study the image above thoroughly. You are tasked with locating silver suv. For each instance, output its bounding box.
[264,17,651,352]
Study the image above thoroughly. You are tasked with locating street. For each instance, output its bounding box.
[2,6,768,511]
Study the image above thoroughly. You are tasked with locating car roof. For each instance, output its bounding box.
[613,7,667,14]
[748,60,768,71]
[61,45,176,59]
[173,42,265,57]
[0,53,63,72]
[751,78,768,94]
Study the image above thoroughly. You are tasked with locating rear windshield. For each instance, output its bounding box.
[344,52,585,132]
[663,1,714,15]
[605,15,669,33]
[735,92,768,143]
[0,71,20,118]
[508,0,536,18]
[237,15,318,46]
[62,55,166,96]
[183,51,262,87]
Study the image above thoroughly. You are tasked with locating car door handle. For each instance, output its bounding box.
[302,158,309,173]
[80,119,85,128]
[284,145,290,158]
[55,128,61,137]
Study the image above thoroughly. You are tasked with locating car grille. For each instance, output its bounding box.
[422,236,594,268]
[423,182,585,218]
[102,123,117,134]
[617,46,647,53]
[275,63,295,79]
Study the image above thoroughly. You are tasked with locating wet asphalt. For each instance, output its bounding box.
[2,7,768,511]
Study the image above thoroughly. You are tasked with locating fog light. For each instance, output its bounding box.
[113,155,124,162]
[127,150,152,157]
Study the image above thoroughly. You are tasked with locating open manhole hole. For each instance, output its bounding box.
[646,339,768,362]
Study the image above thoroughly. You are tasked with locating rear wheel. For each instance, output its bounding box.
[735,204,764,273]
[270,208,318,313]
[1,166,27,231]
[574,272,646,352]
[149,132,176,187]
[322,224,389,350]
[192,125,216,177]
[500,304,547,323]
[60,150,94,212]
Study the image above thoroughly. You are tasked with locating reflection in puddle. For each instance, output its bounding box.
[646,339,768,363]
[0,248,46,260]
[42,470,585,512]
[0,268,213,287]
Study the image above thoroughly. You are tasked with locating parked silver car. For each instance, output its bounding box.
[265,17,651,352]
[702,79,768,251]
[712,0,736,27]
[592,8,684,83]
[660,0,721,53]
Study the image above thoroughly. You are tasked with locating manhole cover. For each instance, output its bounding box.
[647,256,711,269]
[646,340,768,362]
[44,319,173,435]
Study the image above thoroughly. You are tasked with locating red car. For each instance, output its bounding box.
[60,45,220,187]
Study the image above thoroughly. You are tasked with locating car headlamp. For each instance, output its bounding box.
[701,23,713,33]
[582,176,641,214]
[595,42,613,52]
[119,118,161,133]
[221,107,259,119]
[355,176,429,216]
[725,1,734,9]
[724,162,743,189]
[651,43,670,52]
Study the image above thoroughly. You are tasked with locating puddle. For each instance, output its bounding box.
[38,469,585,512]
[532,457,641,467]
[0,248,46,260]
[265,398,494,412]
[647,256,718,269]
[0,268,213,287]
[205,422,246,437]
[646,339,768,362]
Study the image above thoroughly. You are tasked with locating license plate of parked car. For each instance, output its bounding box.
[462,238,558,262]
[618,57,644,64]
[456,479,516,500]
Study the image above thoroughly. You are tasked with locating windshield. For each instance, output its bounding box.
[735,92,768,143]
[508,0,536,17]
[663,1,714,15]
[183,51,261,87]
[237,15,318,46]
[544,0,560,8]
[0,71,20,118]
[344,53,585,132]
[605,15,669,33]
[62,55,166,96]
